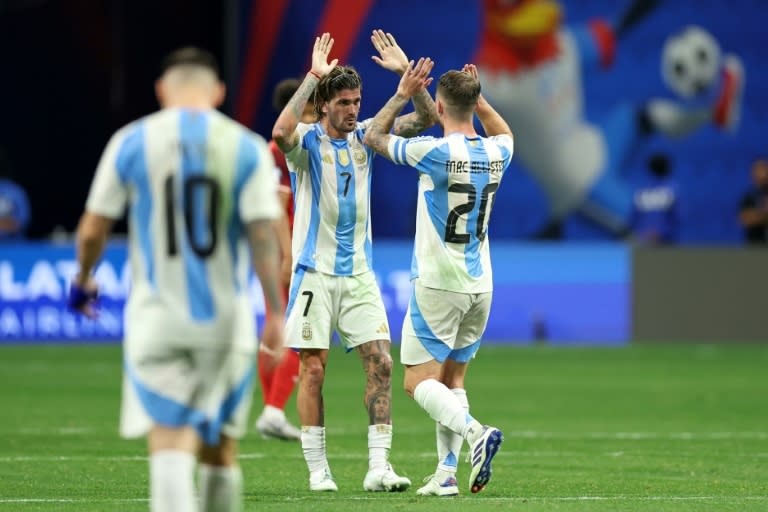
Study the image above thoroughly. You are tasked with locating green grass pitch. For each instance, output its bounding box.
[1,343,767,511]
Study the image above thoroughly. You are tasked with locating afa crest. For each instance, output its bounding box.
[337,149,350,166]
[353,148,367,165]
[301,322,312,341]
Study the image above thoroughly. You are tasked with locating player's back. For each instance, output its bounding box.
[403,133,514,294]
[112,108,276,347]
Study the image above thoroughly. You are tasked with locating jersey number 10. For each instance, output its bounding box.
[164,174,220,258]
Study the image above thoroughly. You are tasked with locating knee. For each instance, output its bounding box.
[300,357,325,389]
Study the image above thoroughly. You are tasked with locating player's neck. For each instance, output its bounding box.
[161,92,215,111]
[442,120,477,138]
[321,119,348,140]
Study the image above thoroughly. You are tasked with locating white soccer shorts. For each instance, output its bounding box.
[120,344,255,445]
[285,267,391,350]
[400,280,492,365]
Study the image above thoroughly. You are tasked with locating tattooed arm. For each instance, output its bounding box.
[272,33,338,153]
[364,58,434,159]
[370,29,439,138]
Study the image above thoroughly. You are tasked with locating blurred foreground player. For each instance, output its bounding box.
[69,47,285,512]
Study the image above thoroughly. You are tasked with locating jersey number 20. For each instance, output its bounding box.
[444,182,499,244]
[164,175,220,258]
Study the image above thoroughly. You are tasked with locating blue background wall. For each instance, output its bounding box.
[236,0,767,244]
[0,242,629,344]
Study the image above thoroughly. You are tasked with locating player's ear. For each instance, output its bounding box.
[212,81,226,108]
[155,79,166,107]
[436,97,445,116]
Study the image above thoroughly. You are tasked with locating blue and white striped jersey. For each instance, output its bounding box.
[387,132,514,293]
[284,120,376,276]
[86,108,281,348]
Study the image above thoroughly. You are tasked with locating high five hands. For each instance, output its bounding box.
[396,58,434,99]
[370,29,410,75]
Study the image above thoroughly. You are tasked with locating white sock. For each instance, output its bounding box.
[436,388,468,473]
[150,450,196,512]
[262,405,285,423]
[368,424,392,471]
[413,379,483,444]
[198,464,242,512]
[301,426,329,478]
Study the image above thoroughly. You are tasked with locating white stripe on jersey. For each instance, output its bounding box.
[387,132,514,293]
[86,107,280,348]
[284,120,376,276]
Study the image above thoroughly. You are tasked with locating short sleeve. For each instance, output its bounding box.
[489,134,515,165]
[239,136,282,223]
[386,135,440,172]
[284,122,314,173]
[85,127,131,219]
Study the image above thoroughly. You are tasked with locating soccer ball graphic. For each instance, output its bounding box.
[662,26,722,98]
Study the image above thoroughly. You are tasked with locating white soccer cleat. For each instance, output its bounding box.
[467,426,504,494]
[255,412,301,441]
[309,468,338,492]
[363,464,411,492]
[416,473,459,496]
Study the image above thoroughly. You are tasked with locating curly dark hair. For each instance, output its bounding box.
[314,66,362,119]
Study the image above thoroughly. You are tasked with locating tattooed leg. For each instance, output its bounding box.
[357,339,393,425]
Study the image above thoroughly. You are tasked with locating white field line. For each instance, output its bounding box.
[10,427,768,440]
[1,496,767,504]
[3,450,768,463]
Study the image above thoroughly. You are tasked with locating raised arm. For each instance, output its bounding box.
[272,33,338,153]
[364,58,434,159]
[370,30,439,137]
[464,64,513,138]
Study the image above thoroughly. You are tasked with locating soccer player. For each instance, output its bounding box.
[271,31,438,492]
[364,62,514,495]
[253,78,317,441]
[68,47,285,512]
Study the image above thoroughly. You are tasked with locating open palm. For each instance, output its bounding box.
[311,32,338,77]
[371,29,409,75]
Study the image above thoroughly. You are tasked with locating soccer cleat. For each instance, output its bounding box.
[309,468,338,492]
[416,473,459,496]
[467,426,504,494]
[363,464,411,492]
[713,55,744,131]
[255,413,301,441]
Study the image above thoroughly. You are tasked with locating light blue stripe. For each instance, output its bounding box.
[363,169,373,269]
[126,360,255,446]
[393,139,403,164]
[465,139,491,278]
[180,110,215,321]
[125,361,207,431]
[285,266,306,318]
[209,363,255,445]
[443,451,458,468]
[297,130,322,268]
[449,338,481,362]
[409,292,450,363]
[424,143,451,243]
[399,138,407,164]
[115,123,155,288]
[334,143,355,275]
